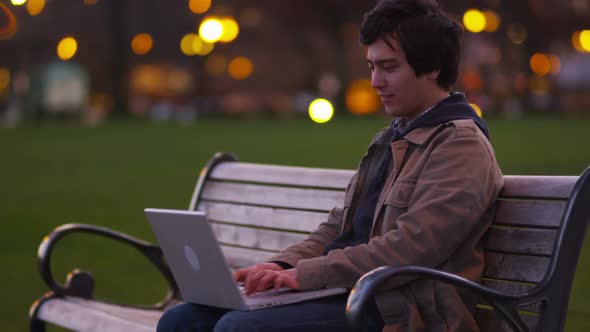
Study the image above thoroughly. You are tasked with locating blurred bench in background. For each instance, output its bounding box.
[29,153,590,331]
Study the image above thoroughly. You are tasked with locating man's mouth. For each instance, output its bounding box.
[379,93,394,102]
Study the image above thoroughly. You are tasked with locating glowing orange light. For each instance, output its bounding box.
[529,53,551,77]
[131,33,153,55]
[572,31,585,52]
[461,69,483,92]
[228,57,253,80]
[483,10,500,32]
[345,79,380,115]
[26,0,45,16]
[188,0,211,14]
[0,3,18,39]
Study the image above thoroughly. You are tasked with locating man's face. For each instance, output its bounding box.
[367,38,441,119]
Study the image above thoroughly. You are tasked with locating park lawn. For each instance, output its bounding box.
[1,115,589,331]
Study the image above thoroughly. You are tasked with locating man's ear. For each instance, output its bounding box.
[425,69,440,80]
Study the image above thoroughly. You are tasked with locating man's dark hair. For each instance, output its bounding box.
[360,0,463,90]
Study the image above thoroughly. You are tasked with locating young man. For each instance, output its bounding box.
[158,0,503,331]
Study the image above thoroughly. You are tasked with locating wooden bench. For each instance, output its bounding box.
[29,152,590,332]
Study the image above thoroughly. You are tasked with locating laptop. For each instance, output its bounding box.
[145,208,347,311]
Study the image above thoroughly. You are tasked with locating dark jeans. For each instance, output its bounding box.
[157,294,383,332]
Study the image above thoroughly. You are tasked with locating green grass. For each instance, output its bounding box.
[1,115,590,331]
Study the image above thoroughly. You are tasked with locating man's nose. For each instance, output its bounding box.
[371,71,384,89]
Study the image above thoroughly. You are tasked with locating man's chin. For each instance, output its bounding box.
[383,106,400,117]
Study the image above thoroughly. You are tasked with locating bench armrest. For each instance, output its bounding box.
[37,223,179,309]
[346,265,530,332]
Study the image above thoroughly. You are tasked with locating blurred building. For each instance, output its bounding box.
[0,0,589,124]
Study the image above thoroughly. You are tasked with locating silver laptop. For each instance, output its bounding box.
[145,208,347,311]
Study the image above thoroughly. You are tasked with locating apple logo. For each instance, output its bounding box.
[184,245,201,272]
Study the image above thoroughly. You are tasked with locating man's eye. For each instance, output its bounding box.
[383,65,396,72]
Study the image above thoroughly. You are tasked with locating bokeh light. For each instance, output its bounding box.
[580,30,590,52]
[483,10,500,32]
[0,68,10,90]
[188,0,211,14]
[0,3,18,39]
[529,53,551,77]
[469,103,483,118]
[57,37,78,61]
[193,36,214,56]
[205,54,227,76]
[345,79,380,115]
[219,18,239,43]
[181,33,197,55]
[228,57,253,80]
[308,98,334,124]
[461,68,483,92]
[548,54,561,75]
[26,0,44,16]
[572,31,585,52]
[10,0,26,6]
[463,9,486,33]
[131,33,153,55]
[199,17,223,43]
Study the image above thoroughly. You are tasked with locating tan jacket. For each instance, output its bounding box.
[269,119,504,331]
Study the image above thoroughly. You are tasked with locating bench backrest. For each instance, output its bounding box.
[190,153,586,332]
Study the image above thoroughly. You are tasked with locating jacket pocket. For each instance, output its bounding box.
[385,180,417,208]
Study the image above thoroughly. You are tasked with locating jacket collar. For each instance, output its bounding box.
[402,123,447,146]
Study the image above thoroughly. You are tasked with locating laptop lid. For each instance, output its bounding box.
[145,208,247,310]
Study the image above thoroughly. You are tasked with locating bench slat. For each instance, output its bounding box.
[485,226,557,256]
[476,308,539,332]
[501,176,577,199]
[212,223,308,252]
[494,200,565,228]
[209,162,354,189]
[38,297,160,331]
[481,279,541,312]
[202,182,345,211]
[481,279,535,296]
[198,201,328,233]
[484,253,550,283]
[221,245,276,269]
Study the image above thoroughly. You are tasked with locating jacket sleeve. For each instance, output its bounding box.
[266,205,344,267]
[295,125,503,290]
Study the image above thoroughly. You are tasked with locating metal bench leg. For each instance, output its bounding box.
[29,292,58,332]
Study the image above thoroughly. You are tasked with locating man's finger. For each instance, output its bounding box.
[256,271,278,293]
[246,269,270,295]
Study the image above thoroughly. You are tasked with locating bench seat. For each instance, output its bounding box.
[29,153,590,332]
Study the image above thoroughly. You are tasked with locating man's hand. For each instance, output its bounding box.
[234,263,300,295]
[234,263,284,294]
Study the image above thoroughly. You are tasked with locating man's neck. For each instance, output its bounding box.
[401,90,450,122]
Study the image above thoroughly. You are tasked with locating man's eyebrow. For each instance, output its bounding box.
[367,58,399,65]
